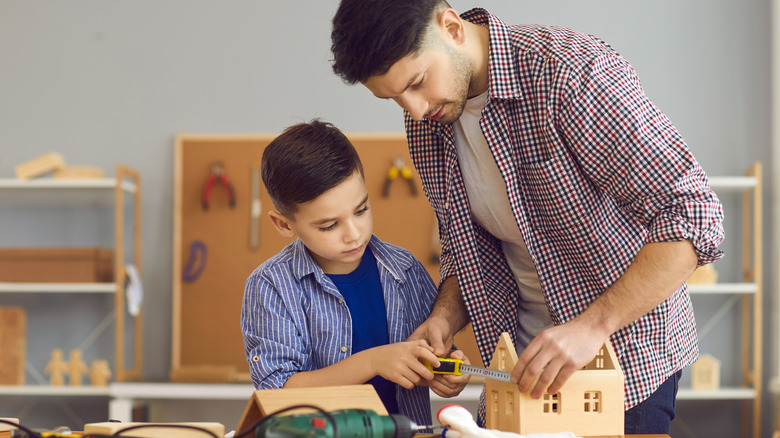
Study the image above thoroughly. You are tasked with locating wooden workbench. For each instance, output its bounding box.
[416,435,669,438]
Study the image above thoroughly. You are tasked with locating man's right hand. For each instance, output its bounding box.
[407,275,469,356]
[408,314,455,357]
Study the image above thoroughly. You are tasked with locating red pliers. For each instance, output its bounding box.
[201,161,236,210]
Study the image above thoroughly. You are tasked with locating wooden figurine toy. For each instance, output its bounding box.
[45,349,68,386]
[485,332,624,437]
[67,349,88,386]
[89,360,112,386]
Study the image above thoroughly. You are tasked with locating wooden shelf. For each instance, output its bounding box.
[109,382,256,400]
[0,178,136,206]
[0,385,110,396]
[708,176,757,189]
[0,166,143,383]
[677,387,756,400]
[688,283,757,294]
[691,163,763,438]
[0,282,115,294]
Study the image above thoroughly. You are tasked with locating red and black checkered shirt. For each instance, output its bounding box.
[405,8,724,410]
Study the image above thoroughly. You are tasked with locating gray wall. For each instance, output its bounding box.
[0,1,773,436]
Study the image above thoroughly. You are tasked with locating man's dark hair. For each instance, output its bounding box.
[331,0,450,84]
[262,120,364,218]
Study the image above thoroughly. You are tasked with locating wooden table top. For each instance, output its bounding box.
[416,435,669,438]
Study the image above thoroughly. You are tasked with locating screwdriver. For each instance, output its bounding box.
[425,358,513,382]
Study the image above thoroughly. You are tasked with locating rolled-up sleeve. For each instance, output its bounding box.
[644,165,724,265]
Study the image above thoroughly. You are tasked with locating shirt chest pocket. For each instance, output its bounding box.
[517,156,604,238]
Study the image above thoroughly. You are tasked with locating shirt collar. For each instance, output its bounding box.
[411,8,522,132]
[367,234,413,283]
[461,8,524,100]
[290,239,321,282]
[289,235,414,283]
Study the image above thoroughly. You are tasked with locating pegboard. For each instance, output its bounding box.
[171,134,441,382]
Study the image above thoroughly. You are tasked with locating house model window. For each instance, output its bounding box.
[542,393,561,414]
[584,391,601,413]
[485,332,625,436]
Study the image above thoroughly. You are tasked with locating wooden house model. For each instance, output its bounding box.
[691,353,720,391]
[485,332,624,436]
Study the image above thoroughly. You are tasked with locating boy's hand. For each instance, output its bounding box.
[428,349,471,398]
[369,340,439,389]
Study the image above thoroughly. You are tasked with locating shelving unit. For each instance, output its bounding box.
[0,165,143,385]
[676,163,762,438]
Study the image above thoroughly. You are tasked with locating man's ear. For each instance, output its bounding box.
[268,210,297,239]
[437,8,466,44]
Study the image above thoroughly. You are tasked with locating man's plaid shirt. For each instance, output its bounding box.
[404,8,724,410]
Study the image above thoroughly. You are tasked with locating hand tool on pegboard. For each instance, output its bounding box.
[382,157,418,198]
[202,161,236,210]
[250,163,262,251]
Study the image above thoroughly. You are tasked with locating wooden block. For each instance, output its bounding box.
[0,247,114,283]
[84,422,224,438]
[53,166,106,179]
[0,308,25,385]
[235,384,387,436]
[0,418,19,432]
[14,152,66,179]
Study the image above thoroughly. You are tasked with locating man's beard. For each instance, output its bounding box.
[436,45,474,125]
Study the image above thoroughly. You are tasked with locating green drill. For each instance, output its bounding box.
[255,408,425,438]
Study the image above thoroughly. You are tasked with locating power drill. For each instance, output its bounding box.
[255,408,425,438]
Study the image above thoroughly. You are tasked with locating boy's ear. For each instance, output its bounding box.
[268,211,297,239]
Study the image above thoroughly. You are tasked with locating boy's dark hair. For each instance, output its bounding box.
[331,0,451,84]
[262,120,364,218]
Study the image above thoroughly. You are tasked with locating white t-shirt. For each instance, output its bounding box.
[453,90,553,349]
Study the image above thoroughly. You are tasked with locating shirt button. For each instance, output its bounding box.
[340,346,348,353]
[338,298,344,305]
[252,356,259,362]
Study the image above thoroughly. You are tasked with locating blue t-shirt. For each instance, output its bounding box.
[326,247,400,414]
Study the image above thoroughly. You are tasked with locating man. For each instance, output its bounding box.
[330,1,724,434]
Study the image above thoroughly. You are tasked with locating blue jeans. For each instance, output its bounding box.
[624,370,682,434]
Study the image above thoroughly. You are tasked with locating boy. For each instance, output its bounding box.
[241,120,469,426]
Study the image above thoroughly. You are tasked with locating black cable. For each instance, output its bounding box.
[0,418,39,438]
[0,418,221,438]
[233,404,338,438]
[109,423,220,438]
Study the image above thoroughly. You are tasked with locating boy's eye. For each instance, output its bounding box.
[356,206,369,216]
[319,223,337,232]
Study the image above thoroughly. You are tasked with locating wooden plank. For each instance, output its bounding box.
[0,308,25,385]
[235,384,386,435]
[85,421,224,437]
[14,152,65,179]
